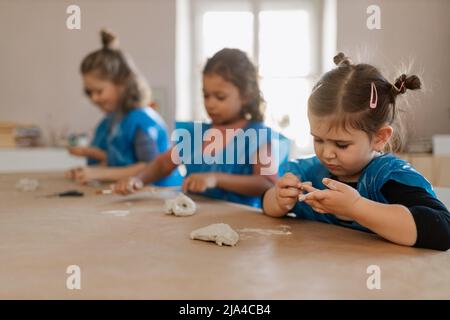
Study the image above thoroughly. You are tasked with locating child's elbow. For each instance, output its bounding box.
[438,231,450,251]
[417,225,450,251]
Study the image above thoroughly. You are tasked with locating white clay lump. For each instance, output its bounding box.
[190,223,239,246]
[15,178,39,192]
[165,193,197,216]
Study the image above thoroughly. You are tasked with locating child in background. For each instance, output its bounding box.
[66,29,181,186]
[113,48,289,208]
[263,52,450,251]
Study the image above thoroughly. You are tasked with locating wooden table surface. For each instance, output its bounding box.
[0,172,449,299]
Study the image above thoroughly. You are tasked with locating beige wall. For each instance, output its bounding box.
[336,0,450,141]
[0,0,448,146]
[0,0,176,144]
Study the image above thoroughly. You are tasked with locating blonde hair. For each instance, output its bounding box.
[80,29,151,113]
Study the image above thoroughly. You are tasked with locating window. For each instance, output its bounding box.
[177,0,334,155]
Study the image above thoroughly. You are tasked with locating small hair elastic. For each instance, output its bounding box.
[369,82,378,109]
[311,83,323,94]
[393,80,405,93]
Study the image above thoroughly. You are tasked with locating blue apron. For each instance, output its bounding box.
[172,121,290,208]
[284,153,436,232]
[89,107,182,186]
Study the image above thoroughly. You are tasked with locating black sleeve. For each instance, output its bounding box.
[381,180,450,251]
[133,128,159,162]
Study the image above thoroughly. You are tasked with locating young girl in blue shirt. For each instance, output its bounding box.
[263,53,450,250]
[113,48,289,208]
[66,29,181,186]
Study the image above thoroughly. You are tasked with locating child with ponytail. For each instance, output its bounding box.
[263,53,450,251]
[66,29,181,186]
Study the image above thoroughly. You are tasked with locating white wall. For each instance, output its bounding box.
[336,0,450,141]
[0,0,176,144]
[0,0,448,146]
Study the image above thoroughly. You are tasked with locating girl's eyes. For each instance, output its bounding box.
[84,89,103,97]
[314,138,349,149]
[203,93,226,100]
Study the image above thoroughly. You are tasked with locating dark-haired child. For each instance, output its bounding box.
[113,48,289,208]
[263,53,450,250]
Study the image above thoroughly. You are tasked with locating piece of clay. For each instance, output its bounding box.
[298,181,312,202]
[190,223,239,246]
[15,178,39,192]
[101,210,130,217]
[238,227,292,236]
[165,193,196,216]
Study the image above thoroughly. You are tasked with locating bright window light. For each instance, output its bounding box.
[199,7,316,153]
[259,10,310,77]
[202,12,254,60]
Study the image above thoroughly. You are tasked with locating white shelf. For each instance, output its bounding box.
[0,147,85,172]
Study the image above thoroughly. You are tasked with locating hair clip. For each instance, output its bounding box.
[311,83,323,94]
[393,80,405,93]
[369,82,378,109]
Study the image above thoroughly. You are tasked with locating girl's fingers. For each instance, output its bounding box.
[279,187,300,198]
[301,184,319,193]
[304,199,327,213]
[187,179,197,192]
[322,178,348,191]
[278,175,300,188]
[304,190,328,201]
[182,178,190,192]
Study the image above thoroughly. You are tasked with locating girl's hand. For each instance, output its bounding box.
[274,173,303,211]
[302,178,362,217]
[64,167,98,184]
[68,146,88,157]
[111,176,144,195]
[182,173,217,193]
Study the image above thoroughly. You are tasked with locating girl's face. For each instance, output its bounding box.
[202,74,245,125]
[82,73,122,113]
[308,112,386,182]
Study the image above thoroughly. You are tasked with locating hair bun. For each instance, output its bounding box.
[393,74,421,95]
[100,28,119,50]
[333,52,352,67]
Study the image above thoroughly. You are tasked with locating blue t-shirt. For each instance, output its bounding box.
[283,153,436,232]
[89,107,182,186]
[172,121,290,208]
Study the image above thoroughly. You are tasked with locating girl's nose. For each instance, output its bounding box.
[91,94,101,104]
[323,147,336,159]
[205,102,216,112]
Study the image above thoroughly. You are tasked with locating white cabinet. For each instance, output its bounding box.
[0,148,85,172]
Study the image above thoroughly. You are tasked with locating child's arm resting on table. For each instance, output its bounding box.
[380,180,450,251]
[302,178,450,250]
[184,172,275,196]
[112,150,178,195]
[182,143,277,195]
[68,146,107,163]
[65,162,147,184]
